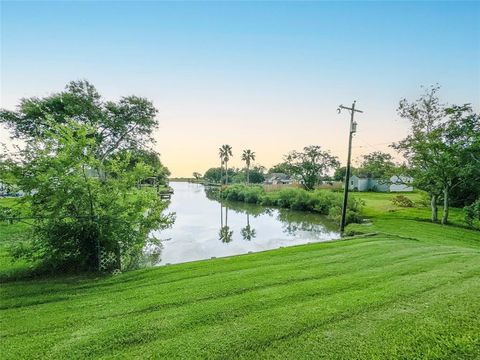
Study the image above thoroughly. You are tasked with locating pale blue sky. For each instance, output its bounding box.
[1,1,479,176]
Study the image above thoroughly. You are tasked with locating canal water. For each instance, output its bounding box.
[150,182,340,265]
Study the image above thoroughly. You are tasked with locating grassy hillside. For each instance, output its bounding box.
[1,193,479,359]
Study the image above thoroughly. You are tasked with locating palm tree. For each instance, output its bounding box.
[241,149,256,184]
[219,144,233,184]
[218,148,224,184]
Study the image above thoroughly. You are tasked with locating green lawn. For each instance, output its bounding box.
[0,194,479,359]
[0,198,34,280]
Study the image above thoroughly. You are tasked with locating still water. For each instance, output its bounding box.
[151,182,340,265]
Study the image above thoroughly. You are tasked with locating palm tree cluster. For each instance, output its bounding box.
[218,145,256,184]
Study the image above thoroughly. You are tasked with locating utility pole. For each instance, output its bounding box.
[338,101,363,233]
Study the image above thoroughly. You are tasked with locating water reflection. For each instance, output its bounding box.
[241,214,256,241]
[151,182,340,266]
[142,240,163,266]
[219,201,257,242]
[219,204,234,243]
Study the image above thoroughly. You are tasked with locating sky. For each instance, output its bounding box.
[1,1,479,177]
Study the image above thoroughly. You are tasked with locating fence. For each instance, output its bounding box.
[0,214,123,273]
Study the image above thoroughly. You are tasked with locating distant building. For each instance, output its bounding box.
[349,175,413,192]
[389,175,414,192]
[264,173,292,185]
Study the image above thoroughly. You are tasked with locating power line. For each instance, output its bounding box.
[337,101,363,234]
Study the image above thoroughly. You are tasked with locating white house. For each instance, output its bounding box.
[389,175,414,192]
[264,173,292,185]
[349,175,413,192]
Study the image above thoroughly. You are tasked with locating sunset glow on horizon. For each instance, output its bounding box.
[1,1,479,176]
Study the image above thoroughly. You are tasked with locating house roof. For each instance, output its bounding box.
[351,174,369,179]
[265,173,290,181]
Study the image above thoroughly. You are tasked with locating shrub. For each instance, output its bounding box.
[464,199,480,229]
[244,187,263,203]
[311,190,339,214]
[221,184,265,204]
[391,195,414,207]
[327,197,363,225]
[220,185,363,225]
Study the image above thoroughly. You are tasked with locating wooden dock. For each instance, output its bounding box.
[159,186,174,200]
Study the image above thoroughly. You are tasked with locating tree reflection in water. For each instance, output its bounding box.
[241,214,256,241]
[206,185,336,242]
[219,203,233,243]
[277,209,332,237]
[140,239,164,267]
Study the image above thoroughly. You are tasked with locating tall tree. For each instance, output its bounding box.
[119,148,170,186]
[268,162,291,175]
[1,80,158,163]
[204,167,222,184]
[334,166,357,181]
[358,151,395,179]
[192,172,202,181]
[393,86,480,224]
[284,145,339,190]
[241,149,256,184]
[1,120,172,272]
[219,144,233,184]
[0,81,172,272]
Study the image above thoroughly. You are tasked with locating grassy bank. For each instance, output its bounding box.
[1,194,479,359]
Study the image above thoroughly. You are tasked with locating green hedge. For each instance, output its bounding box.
[221,184,363,225]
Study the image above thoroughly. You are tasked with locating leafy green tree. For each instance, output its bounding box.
[284,146,340,190]
[204,167,236,184]
[119,148,170,186]
[231,166,265,184]
[231,172,245,184]
[1,80,158,163]
[248,166,266,184]
[204,167,222,183]
[241,149,256,184]
[268,162,291,175]
[0,81,173,272]
[1,120,172,272]
[192,172,202,181]
[333,166,357,181]
[464,199,480,229]
[357,152,395,179]
[393,86,480,224]
[219,144,233,184]
[449,180,480,207]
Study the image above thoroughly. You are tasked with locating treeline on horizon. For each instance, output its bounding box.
[194,85,480,228]
[0,80,478,276]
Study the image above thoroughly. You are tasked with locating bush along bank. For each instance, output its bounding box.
[218,184,363,225]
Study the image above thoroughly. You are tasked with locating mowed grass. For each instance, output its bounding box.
[0,198,33,279]
[1,194,480,359]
